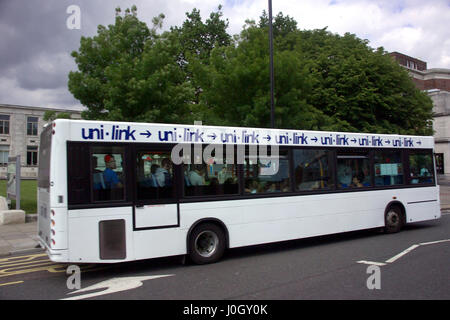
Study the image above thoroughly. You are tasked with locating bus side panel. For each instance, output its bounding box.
[404,186,441,223]
[67,207,134,263]
[179,191,387,249]
[179,186,439,250]
[133,229,188,260]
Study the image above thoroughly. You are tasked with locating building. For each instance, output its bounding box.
[390,52,450,182]
[0,104,82,179]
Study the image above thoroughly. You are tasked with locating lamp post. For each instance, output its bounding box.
[268,0,275,128]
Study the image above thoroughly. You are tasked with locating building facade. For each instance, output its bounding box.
[0,104,82,179]
[390,52,450,182]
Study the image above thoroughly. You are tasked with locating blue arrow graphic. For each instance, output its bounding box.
[140,130,152,138]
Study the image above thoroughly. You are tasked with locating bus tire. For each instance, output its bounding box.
[188,223,226,264]
[384,205,404,234]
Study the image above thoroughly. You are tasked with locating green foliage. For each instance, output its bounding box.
[43,111,72,121]
[68,6,434,135]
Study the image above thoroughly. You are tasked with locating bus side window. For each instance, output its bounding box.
[92,146,126,202]
[337,153,371,189]
[408,151,434,185]
[293,149,334,191]
[374,150,404,186]
[183,145,239,197]
[136,151,175,201]
[244,149,291,194]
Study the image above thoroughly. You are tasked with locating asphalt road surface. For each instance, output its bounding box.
[1,214,449,305]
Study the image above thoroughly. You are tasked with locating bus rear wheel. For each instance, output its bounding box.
[188,223,226,264]
[384,205,404,234]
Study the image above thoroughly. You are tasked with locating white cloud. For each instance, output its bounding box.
[0,0,449,110]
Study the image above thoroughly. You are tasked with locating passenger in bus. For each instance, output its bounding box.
[137,163,160,187]
[265,182,280,193]
[189,164,206,186]
[103,154,123,189]
[245,179,259,194]
[350,173,364,188]
[92,156,105,190]
[154,158,172,187]
[361,166,371,186]
[337,160,352,188]
[281,179,291,192]
[218,166,229,184]
[420,167,431,177]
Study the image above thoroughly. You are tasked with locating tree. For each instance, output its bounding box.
[43,111,72,121]
[193,12,433,134]
[68,7,433,136]
[171,6,231,104]
[68,6,195,123]
[298,29,434,135]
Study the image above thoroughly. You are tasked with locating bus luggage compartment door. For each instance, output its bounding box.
[133,203,179,229]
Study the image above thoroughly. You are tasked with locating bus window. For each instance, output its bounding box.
[293,149,334,191]
[409,151,434,184]
[184,148,239,197]
[92,146,125,202]
[337,153,371,189]
[374,150,404,186]
[136,151,175,200]
[244,150,290,194]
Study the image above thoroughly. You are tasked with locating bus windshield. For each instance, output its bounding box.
[38,124,52,190]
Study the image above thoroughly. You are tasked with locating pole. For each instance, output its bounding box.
[268,0,275,128]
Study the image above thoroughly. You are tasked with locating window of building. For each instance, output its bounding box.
[184,145,239,197]
[0,115,10,135]
[435,153,444,175]
[409,151,434,184]
[27,116,38,136]
[136,151,176,200]
[244,149,290,194]
[374,150,404,186]
[91,146,126,202]
[26,146,38,166]
[293,149,334,191]
[0,145,9,165]
[337,153,371,189]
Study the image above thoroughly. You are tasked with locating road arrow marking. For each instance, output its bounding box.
[357,238,450,266]
[61,274,173,300]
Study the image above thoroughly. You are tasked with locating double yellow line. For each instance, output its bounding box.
[0,253,66,279]
[0,253,106,287]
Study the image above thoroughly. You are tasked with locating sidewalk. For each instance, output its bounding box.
[0,221,41,256]
[1,186,450,257]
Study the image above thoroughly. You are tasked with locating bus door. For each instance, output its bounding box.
[133,148,179,229]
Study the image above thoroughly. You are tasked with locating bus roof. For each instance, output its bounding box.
[55,119,434,149]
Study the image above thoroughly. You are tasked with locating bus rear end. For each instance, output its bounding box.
[37,122,69,262]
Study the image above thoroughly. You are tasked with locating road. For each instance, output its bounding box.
[1,214,449,305]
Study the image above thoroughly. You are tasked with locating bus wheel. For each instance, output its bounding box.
[189,223,226,264]
[384,205,403,234]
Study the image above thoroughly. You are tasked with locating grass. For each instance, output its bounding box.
[0,179,37,214]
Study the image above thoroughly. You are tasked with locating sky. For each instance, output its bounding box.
[0,0,449,111]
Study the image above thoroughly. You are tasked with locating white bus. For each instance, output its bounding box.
[38,119,440,264]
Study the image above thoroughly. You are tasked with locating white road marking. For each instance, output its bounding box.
[419,239,450,246]
[357,238,450,266]
[61,274,174,300]
[356,261,386,267]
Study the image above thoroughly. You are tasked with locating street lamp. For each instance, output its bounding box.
[268,0,275,128]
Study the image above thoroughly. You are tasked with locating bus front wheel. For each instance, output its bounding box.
[188,223,226,264]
